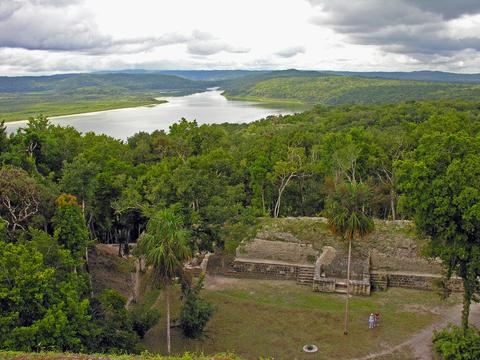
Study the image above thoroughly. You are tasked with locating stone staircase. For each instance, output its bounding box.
[335,281,348,294]
[297,266,315,285]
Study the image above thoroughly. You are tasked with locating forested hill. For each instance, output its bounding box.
[221,73,480,105]
[324,70,480,83]
[0,73,208,93]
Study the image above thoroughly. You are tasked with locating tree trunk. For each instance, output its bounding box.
[166,283,171,354]
[134,259,140,303]
[461,277,472,331]
[390,189,396,221]
[344,238,352,335]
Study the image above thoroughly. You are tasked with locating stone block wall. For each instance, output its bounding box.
[350,280,371,295]
[312,278,335,292]
[312,278,371,295]
[230,259,299,280]
[370,272,388,291]
[371,271,463,292]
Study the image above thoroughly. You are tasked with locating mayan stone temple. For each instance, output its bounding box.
[225,217,463,295]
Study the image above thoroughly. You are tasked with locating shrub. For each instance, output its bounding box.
[433,325,480,360]
[130,307,161,338]
[180,275,215,338]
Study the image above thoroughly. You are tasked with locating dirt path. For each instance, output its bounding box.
[352,302,480,360]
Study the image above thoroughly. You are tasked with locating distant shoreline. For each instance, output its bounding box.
[2,98,168,124]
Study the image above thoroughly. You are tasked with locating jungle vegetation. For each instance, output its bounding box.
[0,98,479,353]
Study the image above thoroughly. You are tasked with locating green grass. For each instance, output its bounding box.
[0,351,241,360]
[142,278,458,359]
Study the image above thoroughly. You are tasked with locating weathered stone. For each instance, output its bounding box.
[236,238,318,264]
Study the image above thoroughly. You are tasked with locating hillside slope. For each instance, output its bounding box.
[222,74,480,105]
[236,217,441,274]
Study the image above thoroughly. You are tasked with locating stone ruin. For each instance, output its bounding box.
[313,246,371,295]
[225,218,463,295]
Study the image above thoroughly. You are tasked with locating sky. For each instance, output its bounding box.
[1,0,480,75]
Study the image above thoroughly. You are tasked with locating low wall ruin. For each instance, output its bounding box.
[371,271,463,292]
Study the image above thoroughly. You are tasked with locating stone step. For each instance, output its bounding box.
[297,279,314,285]
[296,267,314,285]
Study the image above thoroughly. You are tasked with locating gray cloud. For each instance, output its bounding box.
[275,46,305,58]
[0,1,249,59]
[308,0,480,58]
[187,31,249,56]
[404,0,480,20]
[0,0,192,54]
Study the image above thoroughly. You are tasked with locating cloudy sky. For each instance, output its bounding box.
[1,0,480,75]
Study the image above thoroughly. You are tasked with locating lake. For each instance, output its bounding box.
[5,90,304,140]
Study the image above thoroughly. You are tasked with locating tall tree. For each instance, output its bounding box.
[0,166,41,235]
[272,147,306,218]
[135,209,191,354]
[60,154,98,215]
[397,130,480,330]
[324,182,374,335]
[52,194,90,270]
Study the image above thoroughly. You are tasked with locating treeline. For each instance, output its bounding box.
[1,99,480,352]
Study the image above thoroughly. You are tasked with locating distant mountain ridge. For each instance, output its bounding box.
[0,72,209,93]
[324,70,480,83]
[94,69,480,83]
[3,68,480,122]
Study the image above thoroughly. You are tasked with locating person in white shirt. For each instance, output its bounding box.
[368,313,375,329]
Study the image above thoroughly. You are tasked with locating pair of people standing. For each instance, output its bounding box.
[368,313,380,329]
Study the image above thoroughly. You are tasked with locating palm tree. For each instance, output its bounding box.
[136,209,191,354]
[324,182,374,335]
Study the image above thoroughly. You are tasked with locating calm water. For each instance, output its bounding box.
[6,90,303,140]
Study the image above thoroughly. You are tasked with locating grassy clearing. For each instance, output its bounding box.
[0,351,241,360]
[142,278,458,359]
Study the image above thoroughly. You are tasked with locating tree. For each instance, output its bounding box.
[20,115,50,162]
[374,129,409,220]
[433,325,480,360]
[397,131,480,330]
[0,242,91,352]
[90,289,138,353]
[271,147,306,218]
[0,166,41,235]
[323,182,374,335]
[53,194,90,259]
[0,217,7,242]
[135,209,191,354]
[60,154,98,215]
[180,274,215,338]
[0,120,8,155]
